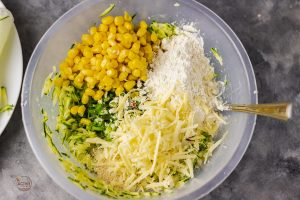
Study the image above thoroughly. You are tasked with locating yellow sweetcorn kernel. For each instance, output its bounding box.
[131,42,140,54]
[68,48,79,58]
[150,33,158,42]
[118,71,128,81]
[124,80,136,91]
[132,34,138,42]
[80,57,90,65]
[78,105,86,116]
[128,74,138,81]
[62,80,70,87]
[124,58,130,64]
[74,56,81,65]
[139,20,148,29]
[94,70,106,81]
[104,85,112,91]
[59,62,69,70]
[93,90,104,101]
[92,58,102,71]
[132,69,141,77]
[89,26,98,35]
[139,51,145,57]
[85,88,96,96]
[120,65,131,73]
[128,51,139,60]
[70,106,79,115]
[146,32,151,42]
[107,32,116,41]
[143,44,152,53]
[53,77,63,87]
[65,57,74,67]
[68,74,75,81]
[81,94,89,104]
[116,33,123,42]
[108,39,117,47]
[80,118,91,126]
[83,47,93,59]
[122,42,132,49]
[140,74,147,82]
[93,32,102,42]
[106,68,118,78]
[124,11,132,21]
[81,34,94,45]
[114,16,124,26]
[128,58,141,70]
[102,76,114,86]
[102,16,114,25]
[99,23,108,32]
[107,46,119,59]
[85,77,97,89]
[62,67,72,77]
[72,65,80,73]
[109,24,117,34]
[112,78,120,88]
[81,69,94,76]
[124,21,133,31]
[117,49,128,63]
[101,57,110,69]
[139,37,147,46]
[123,33,133,44]
[101,41,110,51]
[74,80,83,89]
[137,28,147,37]
[115,86,124,96]
[117,26,127,34]
[107,60,118,69]
[90,57,97,66]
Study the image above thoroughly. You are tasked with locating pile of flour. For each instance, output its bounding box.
[145,27,220,109]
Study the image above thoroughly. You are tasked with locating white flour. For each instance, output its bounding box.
[145,27,220,109]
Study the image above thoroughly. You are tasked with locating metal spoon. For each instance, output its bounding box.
[226,103,292,121]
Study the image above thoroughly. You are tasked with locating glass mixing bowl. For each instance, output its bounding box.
[21,0,257,199]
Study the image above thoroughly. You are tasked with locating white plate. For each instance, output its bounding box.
[0,2,23,135]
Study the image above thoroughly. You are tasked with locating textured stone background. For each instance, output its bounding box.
[0,0,300,199]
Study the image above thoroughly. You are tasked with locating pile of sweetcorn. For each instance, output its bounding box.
[53,11,160,113]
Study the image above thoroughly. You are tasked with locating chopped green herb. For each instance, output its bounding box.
[210,47,223,65]
[99,4,115,17]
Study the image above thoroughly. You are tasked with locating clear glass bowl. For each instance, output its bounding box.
[21,0,257,199]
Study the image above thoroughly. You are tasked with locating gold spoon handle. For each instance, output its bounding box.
[228,103,292,121]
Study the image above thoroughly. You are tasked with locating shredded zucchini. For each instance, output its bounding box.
[149,21,176,39]
[99,4,115,17]
[211,47,223,65]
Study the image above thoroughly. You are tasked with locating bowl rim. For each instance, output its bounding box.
[21,0,257,199]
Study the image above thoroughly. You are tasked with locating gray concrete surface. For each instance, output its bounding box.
[0,0,300,199]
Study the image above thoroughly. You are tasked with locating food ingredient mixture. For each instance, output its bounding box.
[42,8,225,198]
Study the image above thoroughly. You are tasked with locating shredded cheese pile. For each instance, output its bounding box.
[87,85,221,192]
